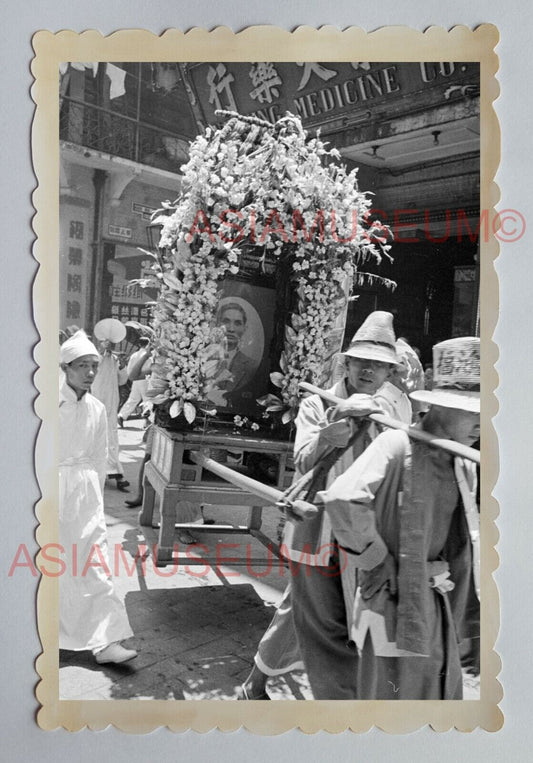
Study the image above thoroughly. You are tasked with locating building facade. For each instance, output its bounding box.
[59,61,480,363]
[59,62,198,332]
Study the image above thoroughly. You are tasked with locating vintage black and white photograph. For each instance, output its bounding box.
[32,26,500,732]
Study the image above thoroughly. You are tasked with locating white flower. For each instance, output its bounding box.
[151,113,394,420]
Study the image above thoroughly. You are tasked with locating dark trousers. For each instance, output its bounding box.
[291,559,358,699]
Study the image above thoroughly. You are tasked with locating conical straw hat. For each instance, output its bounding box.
[341,311,399,365]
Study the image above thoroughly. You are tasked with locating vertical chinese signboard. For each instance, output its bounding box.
[59,205,91,329]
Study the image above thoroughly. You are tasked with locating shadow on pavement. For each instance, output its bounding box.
[114,584,273,700]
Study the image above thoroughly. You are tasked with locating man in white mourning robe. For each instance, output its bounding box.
[59,331,137,664]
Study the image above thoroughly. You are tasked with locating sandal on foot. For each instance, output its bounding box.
[94,642,137,665]
[237,683,271,700]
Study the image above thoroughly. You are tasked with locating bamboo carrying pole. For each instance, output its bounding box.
[188,451,318,519]
[298,381,480,465]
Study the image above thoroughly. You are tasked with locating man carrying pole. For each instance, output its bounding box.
[312,336,480,699]
[240,311,401,699]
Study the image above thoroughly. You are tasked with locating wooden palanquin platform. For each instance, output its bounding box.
[140,425,295,566]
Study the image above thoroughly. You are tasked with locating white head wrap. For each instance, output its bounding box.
[59,330,100,365]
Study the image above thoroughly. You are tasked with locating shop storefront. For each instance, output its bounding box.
[59,60,480,361]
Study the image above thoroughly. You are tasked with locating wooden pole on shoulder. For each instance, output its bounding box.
[298,381,480,465]
[188,451,318,520]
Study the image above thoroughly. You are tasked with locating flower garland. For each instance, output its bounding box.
[146,111,395,426]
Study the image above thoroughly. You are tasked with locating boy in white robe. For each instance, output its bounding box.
[59,331,137,664]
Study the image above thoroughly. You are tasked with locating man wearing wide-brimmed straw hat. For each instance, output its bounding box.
[315,336,480,699]
[241,311,400,700]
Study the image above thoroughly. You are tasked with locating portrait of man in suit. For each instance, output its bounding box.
[216,301,257,392]
[204,299,263,409]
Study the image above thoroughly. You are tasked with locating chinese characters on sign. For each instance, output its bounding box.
[64,220,85,322]
[207,63,237,111]
[69,220,84,239]
[110,282,145,301]
[249,63,282,104]
[67,274,82,293]
[107,258,156,326]
[132,202,158,221]
[68,247,83,266]
[295,62,337,90]
[194,62,475,128]
[110,301,150,323]
[108,225,132,239]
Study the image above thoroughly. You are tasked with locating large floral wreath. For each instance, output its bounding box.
[143,111,395,427]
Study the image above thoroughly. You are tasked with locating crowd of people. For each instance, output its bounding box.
[58,309,480,696]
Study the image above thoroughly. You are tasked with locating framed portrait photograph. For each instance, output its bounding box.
[206,282,277,414]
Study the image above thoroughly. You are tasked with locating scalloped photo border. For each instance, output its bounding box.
[31,24,502,733]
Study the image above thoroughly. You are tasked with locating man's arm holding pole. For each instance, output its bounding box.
[299,382,480,464]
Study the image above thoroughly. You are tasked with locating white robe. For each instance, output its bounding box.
[59,380,133,651]
[90,352,127,476]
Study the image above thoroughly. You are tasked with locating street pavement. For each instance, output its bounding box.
[58,418,479,701]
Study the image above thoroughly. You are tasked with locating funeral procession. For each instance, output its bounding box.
[53,60,481,701]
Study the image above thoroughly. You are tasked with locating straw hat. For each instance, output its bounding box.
[341,311,399,366]
[410,337,480,413]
